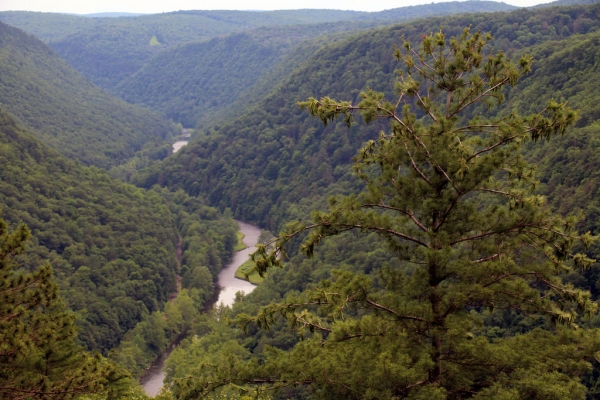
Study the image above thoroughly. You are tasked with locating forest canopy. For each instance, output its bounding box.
[170,27,600,399]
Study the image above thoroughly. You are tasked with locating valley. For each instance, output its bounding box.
[3,1,600,398]
[140,221,260,396]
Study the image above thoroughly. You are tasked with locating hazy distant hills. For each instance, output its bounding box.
[113,23,376,127]
[0,21,175,168]
[111,2,518,127]
[132,3,600,230]
[0,2,516,91]
[81,12,146,17]
[352,0,515,20]
[534,0,600,6]
[0,9,364,89]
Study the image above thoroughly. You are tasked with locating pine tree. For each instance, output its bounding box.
[177,28,600,399]
[0,215,125,399]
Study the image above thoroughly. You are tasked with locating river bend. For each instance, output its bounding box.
[140,221,259,396]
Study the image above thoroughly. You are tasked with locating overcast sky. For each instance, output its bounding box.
[0,0,549,14]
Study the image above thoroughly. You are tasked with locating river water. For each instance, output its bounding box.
[216,221,260,307]
[172,140,188,153]
[140,221,259,396]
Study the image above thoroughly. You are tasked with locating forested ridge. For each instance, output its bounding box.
[0,2,515,91]
[113,23,378,128]
[0,102,241,381]
[134,4,600,231]
[0,21,175,169]
[4,1,600,398]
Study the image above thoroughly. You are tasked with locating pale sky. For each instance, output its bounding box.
[0,0,550,14]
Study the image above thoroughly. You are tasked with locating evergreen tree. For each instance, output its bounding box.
[0,215,125,399]
[176,28,600,399]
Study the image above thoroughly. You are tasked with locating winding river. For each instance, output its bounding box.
[216,221,260,307]
[140,221,260,396]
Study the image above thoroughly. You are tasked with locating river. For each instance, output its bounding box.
[216,221,260,307]
[172,140,188,153]
[172,128,192,153]
[140,221,259,396]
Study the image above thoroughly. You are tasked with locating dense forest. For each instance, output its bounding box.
[0,2,515,90]
[4,0,600,398]
[113,23,376,127]
[134,4,600,230]
[0,106,240,354]
[0,22,176,168]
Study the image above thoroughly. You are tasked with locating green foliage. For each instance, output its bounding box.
[0,216,128,398]
[0,3,515,91]
[114,25,370,128]
[177,27,600,398]
[235,259,265,284]
[0,21,174,169]
[4,3,600,396]
[0,108,180,352]
[133,4,600,232]
[110,188,238,376]
[0,104,238,390]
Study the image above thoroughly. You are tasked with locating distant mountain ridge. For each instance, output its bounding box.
[533,0,600,6]
[80,12,147,17]
[0,2,516,90]
[113,22,378,127]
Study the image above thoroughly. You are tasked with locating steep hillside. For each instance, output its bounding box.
[114,23,374,127]
[0,107,176,351]
[507,31,600,234]
[133,4,600,231]
[0,106,238,354]
[0,21,175,168]
[115,1,513,129]
[1,2,516,90]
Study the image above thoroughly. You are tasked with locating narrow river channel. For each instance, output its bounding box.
[140,221,260,396]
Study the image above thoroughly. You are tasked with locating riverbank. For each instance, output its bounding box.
[234,258,264,284]
[140,221,260,396]
[215,221,259,307]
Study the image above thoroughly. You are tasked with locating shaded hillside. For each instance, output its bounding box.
[132,4,600,231]
[0,107,177,351]
[1,2,515,90]
[114,23,374,127]
[193,29,358,130]
[0,106,238,354]
[506,30,600,234]
[0,21,174,168]
[1,9,362,89]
